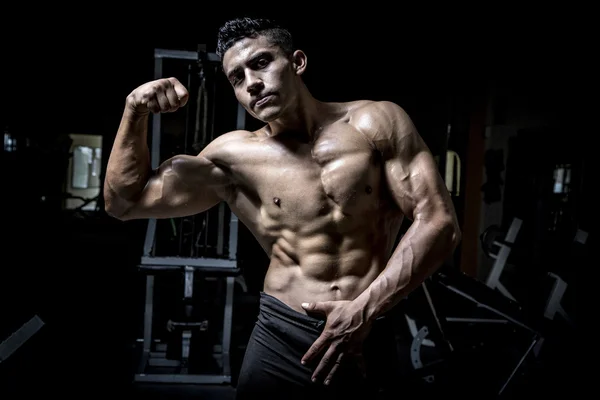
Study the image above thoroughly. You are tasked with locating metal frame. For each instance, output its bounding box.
[135,48,246,385]
[431,273,541,397]
[544,272,573,325]
[485,218,522,301]
[0,315,45,364]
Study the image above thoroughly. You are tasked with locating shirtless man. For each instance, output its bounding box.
[104,17,461,399]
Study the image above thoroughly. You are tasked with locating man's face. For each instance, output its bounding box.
[222,35,298,122]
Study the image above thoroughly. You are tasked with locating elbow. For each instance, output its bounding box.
[104,197,127,221]
[433,212,461,253]
[103,182,131,221]
[451,224,462,250]
[445,216,462,252]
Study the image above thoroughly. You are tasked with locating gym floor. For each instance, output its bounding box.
[130,383,236,399]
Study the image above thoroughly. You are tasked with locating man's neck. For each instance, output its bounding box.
[266,85,324,141]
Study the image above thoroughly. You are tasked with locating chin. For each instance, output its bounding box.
[254,107,282,123]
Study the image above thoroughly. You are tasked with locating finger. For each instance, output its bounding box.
[168,77,189,107]
[301,301,334,315]
[301,333,329,365]
[165,87,181,111]
[311,344,341,383]
[146,95,160,114]
[155,90,171,112]
[324,352,345,385]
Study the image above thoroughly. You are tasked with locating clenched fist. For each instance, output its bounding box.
[126,77,189,115]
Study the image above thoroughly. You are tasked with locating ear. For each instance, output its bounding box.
[291,50,307,75]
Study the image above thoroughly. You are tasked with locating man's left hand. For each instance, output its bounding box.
[301,300,372,385]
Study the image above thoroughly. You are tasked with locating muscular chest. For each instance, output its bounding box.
[311,131,382,214]
[233,128,383,225]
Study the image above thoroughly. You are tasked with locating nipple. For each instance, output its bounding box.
[273,197,281,207]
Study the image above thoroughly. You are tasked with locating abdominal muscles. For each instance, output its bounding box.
[263,208,397,307]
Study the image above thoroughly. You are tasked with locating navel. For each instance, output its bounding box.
[365,185,373,194]
[273,197,281,207]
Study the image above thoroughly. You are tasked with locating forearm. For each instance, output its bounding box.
[104,102,151,215]
[354,216,460,321]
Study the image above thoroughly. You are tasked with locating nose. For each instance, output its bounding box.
[245,71,263,94]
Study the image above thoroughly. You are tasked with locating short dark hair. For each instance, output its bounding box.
[216,17,294,60]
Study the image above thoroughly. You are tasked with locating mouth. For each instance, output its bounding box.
[253,94,273,109]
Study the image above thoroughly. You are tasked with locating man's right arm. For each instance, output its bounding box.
[103,77,231,221]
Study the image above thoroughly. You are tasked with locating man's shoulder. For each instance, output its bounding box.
[211,129,256,144]
[346,100,408,124]
[197,129,256,161]
[343,100,412,149]
[201,129,255,150]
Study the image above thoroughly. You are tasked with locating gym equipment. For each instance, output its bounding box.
[544,273,571,324]
[542,228,585,325]
[0,315,44,364]
[482,217,522,301]
[402,281,453,386]
[445,149,461,197]
[134,47,246,385]
[400,270,543,397]
[481,218,581,327]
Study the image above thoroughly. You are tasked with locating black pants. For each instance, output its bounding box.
[236,292,399,400]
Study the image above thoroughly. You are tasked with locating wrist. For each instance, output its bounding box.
[124,96,149,120]
[352,291,379,324]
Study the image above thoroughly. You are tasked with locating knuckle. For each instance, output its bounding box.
[322,330,334,339]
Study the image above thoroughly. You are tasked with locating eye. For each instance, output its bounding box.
[256,57,269,68]
[231,75,243,86]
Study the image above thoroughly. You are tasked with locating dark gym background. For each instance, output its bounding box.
[1,8,589,399]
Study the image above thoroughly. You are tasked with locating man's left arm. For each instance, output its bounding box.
[353,101,462,320]
[301,101,461,384]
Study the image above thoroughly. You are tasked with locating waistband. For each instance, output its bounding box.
[259,292,325,331]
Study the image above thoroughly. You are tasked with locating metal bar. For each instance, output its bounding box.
[441,284,535,333]
[154,48,220,63]
[0,315,45,363]
[134,374,231,384]
[222,276,235,376]
[142,219,156,256]
[184,266,194,298]
[504,218,522,243]
[228,215,239,260]
[544,272,572,324]
[140,256,237,268]
[498,335,539,396]
[143,276,155,353]
[236,103,246,130]
[139,266,239,274]
[148,358,180,367]
[422,282,454,352]
[217,203,225,256]
[151,57,163,169]
[446,317,509,324]
[485,218,521,301]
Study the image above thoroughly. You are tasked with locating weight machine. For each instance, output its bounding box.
[480,217,579,327]
[0,315,45,364]
[399,219,548,396]
[134,47,246,385]
[403,270,543,397]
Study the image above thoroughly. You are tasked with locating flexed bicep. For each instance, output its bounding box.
[385,141,451,223]
[360,101,455,224]
[118,154,231,220]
